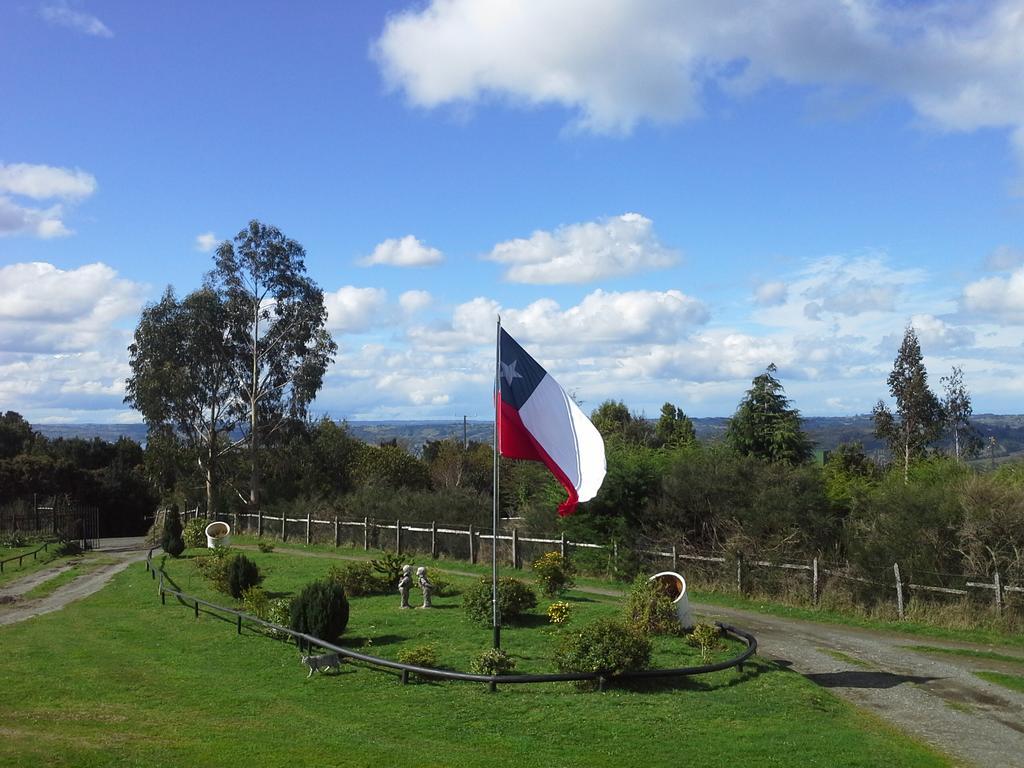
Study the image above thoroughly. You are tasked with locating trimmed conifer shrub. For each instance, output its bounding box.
[226,553,262,599]
[554,617,651,689]
[289,579,350,645]
[161,505,185,557]
[462,577,537,626]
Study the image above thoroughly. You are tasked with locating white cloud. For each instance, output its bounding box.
[487,212,678,284]
[399,290,432,314]
[0,163,97,238]
[324,286,390,333]
[0,262,144,353]
[985,244,1024,271]
[0,163,97,200]
[39,2,113,38]
[195,232,218,252]
[962,267,1024,324]
[360,235,443,267]
[374,0,1024,157]
[754,281,788,306]
[905,313,975,351]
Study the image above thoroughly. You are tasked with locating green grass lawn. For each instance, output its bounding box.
[0,547,954,767]
[974,670,1024,694]
[0,542,65,588]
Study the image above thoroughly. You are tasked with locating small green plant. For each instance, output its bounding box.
[194,547,232,593]
[241,586,289,638]
[470,647,516,676]
[182,517,209,549]
[397,644,439,680]
[554,617,652,689]
[462,577,537,626]
[531,551,576,597]
[161,505,185,557]
[256,539,275,553]
[226,553,262,599]
[289,579,350,646]
[547,601,572,625]
[1,532,29,548]
[687,622,721,664]
[53,539,83,557]
[624,575,680,635]
[370,550,405,586]
[327,561,388,597]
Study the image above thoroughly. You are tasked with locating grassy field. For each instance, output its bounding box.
[0,547,954,767]
[0,541,65,588]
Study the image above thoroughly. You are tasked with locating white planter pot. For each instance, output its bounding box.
[648,571,694,630]
[205,520,231,548]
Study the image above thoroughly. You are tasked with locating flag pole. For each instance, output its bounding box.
[492,315,502,649]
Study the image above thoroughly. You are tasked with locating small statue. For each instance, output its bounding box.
[398,564,413,609]
[417,566,434,608]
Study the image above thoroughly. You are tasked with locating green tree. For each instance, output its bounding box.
[654,402,696,448]
[161,504,185,557]
[209,221,337,517]
[125,287,238,514]
[873,327,943,481]
[0,411,35,459]
[725,364,812,464]
[590,400,654,446]
[940,365,982,462]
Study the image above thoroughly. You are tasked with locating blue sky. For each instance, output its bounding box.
[1,0,1022,424]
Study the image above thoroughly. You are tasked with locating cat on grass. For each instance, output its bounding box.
[301,652,343,678]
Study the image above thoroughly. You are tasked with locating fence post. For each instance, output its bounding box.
[34,493,39,532]
[736,552,744,595]
[281,510,286,541]
[306,511,312,545]
[994,571,1003,617]
[334,519,340,548]
[612,540,618,572]
[812,557,819,606]
[431,521,437,559]
[257,509,263,537]
[363,517,369,551]
[560,532,567,559]
[893,562,905,620]
[469,525,476,564]
[671,544,677,573]
[512,528,519,569]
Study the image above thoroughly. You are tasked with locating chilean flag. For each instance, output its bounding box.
[497,328,606,516]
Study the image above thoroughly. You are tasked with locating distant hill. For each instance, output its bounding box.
[33,414,1024,463]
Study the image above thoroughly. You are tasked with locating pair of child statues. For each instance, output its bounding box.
[398,564,433,609]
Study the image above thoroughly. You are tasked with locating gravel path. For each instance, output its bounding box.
[0,538,150,627]
[3,540,1021,765]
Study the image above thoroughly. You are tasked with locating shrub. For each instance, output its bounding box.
[289,579,350,645]
[370,550,405,587]
[547,601,572,626]
[531,551,575,597]
[462,577,537,626]
[687,622,721,664]
[257,540,275,553]
[327,561,388,597]
[226,554,262,599]
[554,617,652,688]
[182,517,209,549]
[241,586,289,639]
[624,575,680,635]
[53,539,82,557]
[1,532,28,548]
[397,644,438,669]
[470,648,516,676]
[161,505,185,557]
[194,547,232,593]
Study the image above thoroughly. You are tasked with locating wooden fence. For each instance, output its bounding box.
[211,510,1021,620]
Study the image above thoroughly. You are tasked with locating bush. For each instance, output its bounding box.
[257,540,275,553]
[470,648,516,676]
[554,617,652,688]
[531,551,575,597]
[161,505,185,557]
[370,551,405,587]
[624,575,681,635]
[687,622,721,664]
[241,586,290,639]
[547,601,572,625]
[328,561,388,597]
[289,579,350,645]
[397,644,438,669]
[226,554,262,599]
[182,517,209,549]
[462,577,537,626]
[194,547,232,593]
[53,539,82,557]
